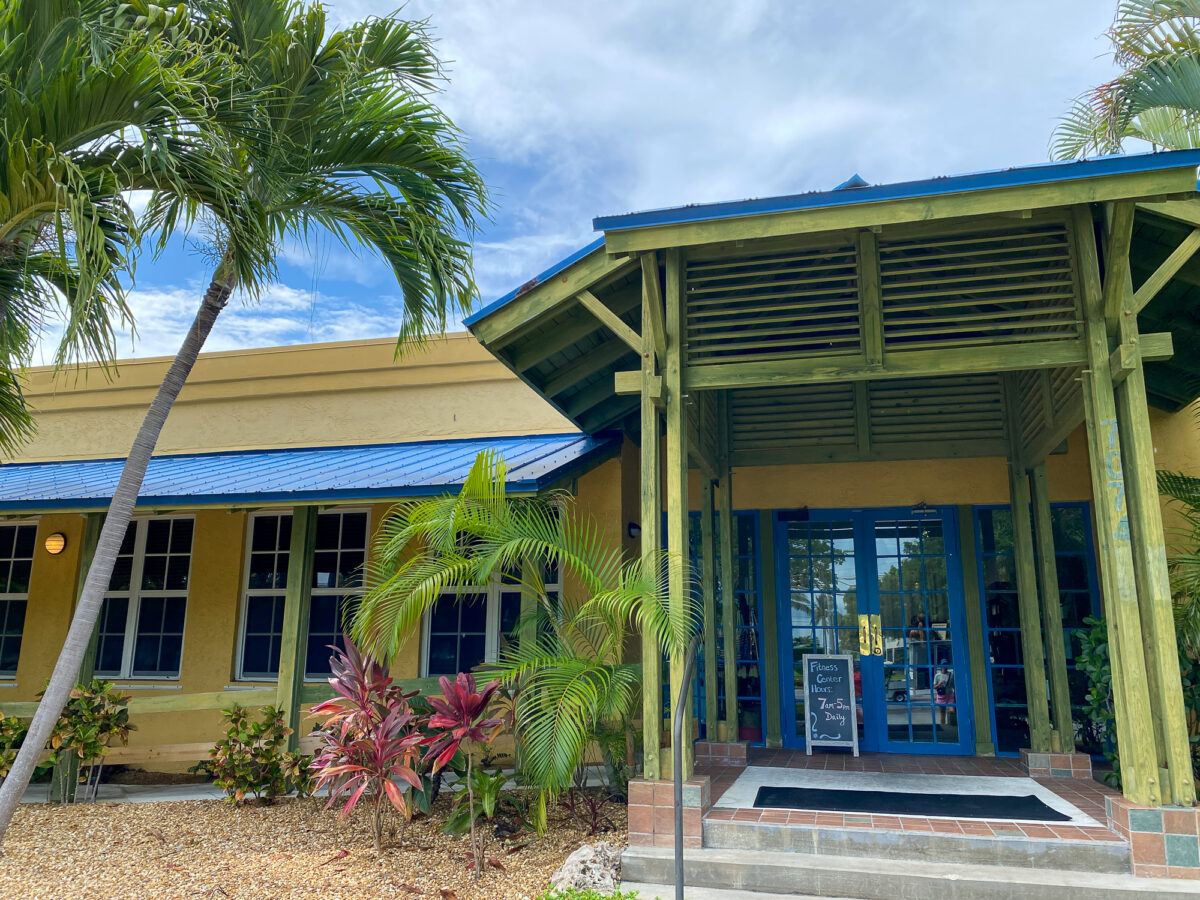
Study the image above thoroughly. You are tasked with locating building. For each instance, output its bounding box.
[5,149,1200,879]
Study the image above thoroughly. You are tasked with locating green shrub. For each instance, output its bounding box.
[201,704,312,803]
[0,714,27,779]
[47,680,134,802]
[537,889,638,900]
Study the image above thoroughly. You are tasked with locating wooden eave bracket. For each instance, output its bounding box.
[1132,227,1200,313]
[1109,331,1173,385]
[614,369,662,402]
[577,289,642,353]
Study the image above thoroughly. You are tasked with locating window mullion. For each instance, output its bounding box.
[122,520,149,678]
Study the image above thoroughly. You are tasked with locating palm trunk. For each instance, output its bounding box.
[0,259,238,844]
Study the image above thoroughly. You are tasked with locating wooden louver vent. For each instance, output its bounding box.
[729,384,857,452]
[685,244,860,365]
[867,375,1006,448]
[878,224,1080,352]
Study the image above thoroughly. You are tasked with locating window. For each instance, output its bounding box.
[0,523,36,676]
[422,567,558,677]
[237,509,368,681]
[975,503,1101,755]
[96,518,193,679]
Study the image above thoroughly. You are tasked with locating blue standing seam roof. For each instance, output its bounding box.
[0,433,618,511]
[464,149,1200,332]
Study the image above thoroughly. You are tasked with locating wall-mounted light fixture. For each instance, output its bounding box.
[44,532,67,556]
[627,522,641,540]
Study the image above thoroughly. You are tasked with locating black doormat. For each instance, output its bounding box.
[752,785,1071,822]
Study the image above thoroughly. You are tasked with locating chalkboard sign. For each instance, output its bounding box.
[802,654,859,756]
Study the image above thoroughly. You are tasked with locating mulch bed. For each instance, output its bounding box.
[0,791,627,899]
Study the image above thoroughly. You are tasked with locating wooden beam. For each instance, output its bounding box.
[1103,201,1135,329]
[640,271,663,781]
[616,370,660,398]
[1114,270,1196,805]
[684,340,1087,391]
[1029,464,1076,753]
[717,464,738,743]
[578,288,643,354]
[700,478,719,738]
[1072,203,1162,806]
[473,249,637,346]
[277,505,317,749]
[1138,198,1200,229]
[663,247,694,779]
[956,506,996,756]
[1132,227,1200,313]
[856,231,884,365]
[541,339,634,398]
[508,289,640,372]
[603,168,1200,255]
[640,252,667,363]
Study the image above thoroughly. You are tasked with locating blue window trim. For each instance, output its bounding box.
[973,501,1102,758]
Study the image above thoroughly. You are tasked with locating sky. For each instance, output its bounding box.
[33,0,1121,364]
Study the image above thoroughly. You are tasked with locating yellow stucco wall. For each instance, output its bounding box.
[16,332,572,463]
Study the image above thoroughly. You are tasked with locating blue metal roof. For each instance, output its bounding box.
[462,237,606,327]
[592,149,1200,232]
[0,433,619,511]
[465,150,1200,334]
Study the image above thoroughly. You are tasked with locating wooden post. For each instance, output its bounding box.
[1029,464,1076,753]
[1114,276,1196,806]
[956,506,996,756]
[718,468,739,743]
[701,478,719,738]
[640,253,664,780]
[759,509,783,748]
[277,505,316,750]
[1007,459,1054,753]
[664,247,694,779]
[50,513,103,803]
[1072,204,1161,806]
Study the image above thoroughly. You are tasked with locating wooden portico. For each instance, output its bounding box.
[466,150,1200,810]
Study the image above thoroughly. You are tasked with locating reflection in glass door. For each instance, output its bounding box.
[778,508,974,755]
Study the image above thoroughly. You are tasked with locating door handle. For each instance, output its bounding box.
[870,614,883,657]
[858,614,871,656]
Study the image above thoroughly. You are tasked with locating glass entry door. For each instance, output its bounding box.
[777,508,974,755]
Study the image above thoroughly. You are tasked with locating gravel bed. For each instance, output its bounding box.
[0,793,627,899]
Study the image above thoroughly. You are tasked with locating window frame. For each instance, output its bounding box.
[419,568,562,678]
[234,506,371,683]
[96,515,194,681]
[0,519,39,679]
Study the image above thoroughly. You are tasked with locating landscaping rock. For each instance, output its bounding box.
[549,841,622,892]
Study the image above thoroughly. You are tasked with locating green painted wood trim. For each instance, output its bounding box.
[664,247,694,780]
[277,506,316,749]
[956,505,995,756]
[718,468,738,743]
[603,168,1199,255]
[1006,456,1054,753]
[700,479,719,737]
[1133,227,1200,313]
[1029,464,1077,753]
[759,509,783,749]
[640,257,664,780]
[472,249,638,346]
[1115,298,1196,805]
[685,339,1087,391]
[578,288,642,353]
[857,231,884,365]
[1072,203,1163,806]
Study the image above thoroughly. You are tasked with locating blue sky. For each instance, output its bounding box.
[35,0,1120,363]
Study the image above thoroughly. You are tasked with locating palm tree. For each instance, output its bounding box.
[354,450,701,895]
[0,0,486,841]
[1053,1,1200,158]
[0,0,245,450]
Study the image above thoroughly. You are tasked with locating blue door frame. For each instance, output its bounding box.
[773,506,976,755]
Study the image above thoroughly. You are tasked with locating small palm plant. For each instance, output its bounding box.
[1158,469,1200,656]
[353,450,700,805]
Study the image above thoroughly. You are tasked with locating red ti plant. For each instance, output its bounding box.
[423,673,503,876]
[310,640,425,852]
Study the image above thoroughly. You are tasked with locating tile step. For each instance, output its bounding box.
[621,847,1200,899]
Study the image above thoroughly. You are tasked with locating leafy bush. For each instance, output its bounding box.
[204,704,311,804]
[0,715,27,780]
[1076,616,1118,785]
[423,672,503,876]
[310,641,425,852]
[47,680,134,802]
